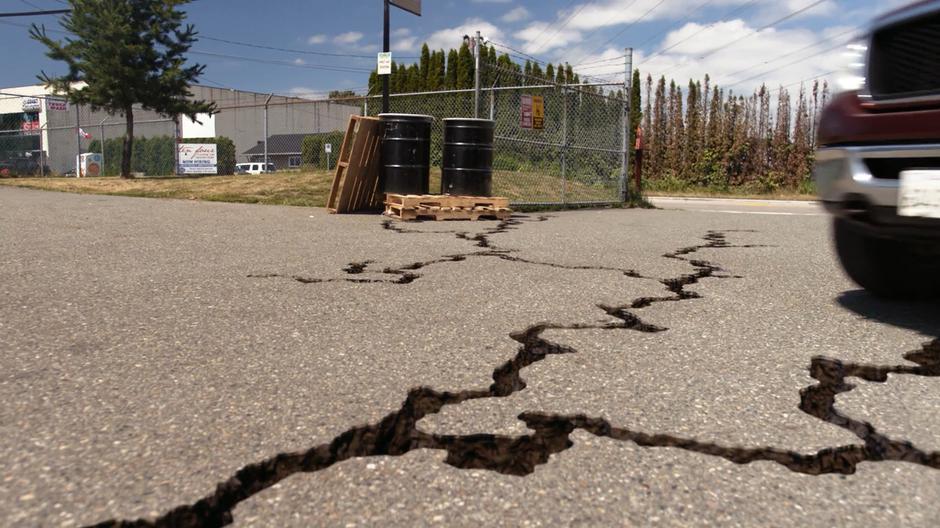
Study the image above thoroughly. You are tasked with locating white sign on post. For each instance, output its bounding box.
[177,143,218,174]
[325,143,332,154]
[377,52,392,75]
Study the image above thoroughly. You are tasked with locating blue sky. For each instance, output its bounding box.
[0,0,912,97]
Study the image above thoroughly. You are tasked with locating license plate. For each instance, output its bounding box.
[898,170,940,218]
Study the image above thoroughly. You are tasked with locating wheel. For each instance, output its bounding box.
[833,217,939,299]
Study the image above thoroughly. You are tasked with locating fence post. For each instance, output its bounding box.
[562,85,568,205]
[39,124,45,177]
[489,88,495,121]
[473,31,482,118]
[621,48,633,203]
[99,118,106,174]
[263,93,273,171]
[75,104,81,177]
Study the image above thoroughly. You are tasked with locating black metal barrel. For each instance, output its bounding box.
[379,113,433,194]
[441,118,495,196]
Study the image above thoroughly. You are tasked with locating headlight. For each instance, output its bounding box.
[835,41,868,93]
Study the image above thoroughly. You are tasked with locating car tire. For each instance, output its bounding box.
[833,217,939,299]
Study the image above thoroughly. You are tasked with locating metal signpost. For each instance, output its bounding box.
[382,0,421,113]
[325,142,332,170]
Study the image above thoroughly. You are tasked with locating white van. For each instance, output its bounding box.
[235,162,276,175]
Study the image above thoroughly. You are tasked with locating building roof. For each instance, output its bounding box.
[243,133,315,156]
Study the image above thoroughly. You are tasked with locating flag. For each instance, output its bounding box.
[79,128,92,139]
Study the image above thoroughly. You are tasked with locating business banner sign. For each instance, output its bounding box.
[22,98,41,112]
[46,98,69,112]
[177,143,217,174]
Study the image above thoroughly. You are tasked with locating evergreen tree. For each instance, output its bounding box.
[531,63,544,80]
[545,63,554,83]
[419,43,431,88]
[31,0,214,178]
[456,43,474,89]
[446,49,459,89]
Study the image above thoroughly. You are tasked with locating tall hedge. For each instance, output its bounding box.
[300,130,345,169]
[88,135,236,176]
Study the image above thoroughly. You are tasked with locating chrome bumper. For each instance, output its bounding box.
[814,144,940,208]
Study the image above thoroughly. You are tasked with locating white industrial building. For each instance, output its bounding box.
[0,84,360,175]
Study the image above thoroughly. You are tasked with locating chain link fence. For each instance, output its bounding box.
[355,75,627,205]
[2,74,629,205]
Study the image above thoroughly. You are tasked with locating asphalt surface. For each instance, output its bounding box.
[1,188,938,527]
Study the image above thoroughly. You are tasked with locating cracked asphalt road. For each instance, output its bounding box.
[1,187,938,527]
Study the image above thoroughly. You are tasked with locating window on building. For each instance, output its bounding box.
[288,156,301,168]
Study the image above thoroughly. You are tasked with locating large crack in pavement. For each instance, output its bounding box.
[92,219,939,527]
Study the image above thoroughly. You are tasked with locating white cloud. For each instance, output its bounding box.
[392,27,412,38]
[623,20,846,94]
[501,6,530,23]
[286,87,329,100]
[307,34,327,45]
[424,18,504,52]
[393,37,419,52]
[334,31,364,45]
[470,0,511,3]
[517,21,582,54]
[293,58,306,65]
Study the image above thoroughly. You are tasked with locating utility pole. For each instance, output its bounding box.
[473,30,482,118]
[382,0,390,114]
[621,47,633,203]
[264,93,273,171]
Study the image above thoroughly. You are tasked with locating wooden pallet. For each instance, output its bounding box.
[327,116,384,213]
[384,194,512,221]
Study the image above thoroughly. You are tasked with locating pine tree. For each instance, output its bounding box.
[651,76,668,179]
[456,43,474,89]
[545,63,555,83]
[419,43,430,88]
[31,0,214,178]
[446,49,459,89]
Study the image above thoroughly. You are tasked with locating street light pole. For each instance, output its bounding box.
[382,0,390,114]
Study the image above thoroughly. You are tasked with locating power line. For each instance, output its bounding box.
[638,0,760,66]
[723,40,852,89]
[721,26,860,83]
[524,0,580,53]
[0,8,70,17]
[658,0,830,78]
[573,0,664,65]
[487,40,615,84]
[631,0,716,52]
[189,51,375,74]
[781,70,836,90]
[529,1,595,55]
[199,35,419,60]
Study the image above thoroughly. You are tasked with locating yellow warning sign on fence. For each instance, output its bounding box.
[532,95,544,129]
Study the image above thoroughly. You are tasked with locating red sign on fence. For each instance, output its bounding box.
[520,95,533,129]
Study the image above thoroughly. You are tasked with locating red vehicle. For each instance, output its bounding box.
[815,0,940,298]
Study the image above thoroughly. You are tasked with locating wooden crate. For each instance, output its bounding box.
[384,193,512,221]
[327,116,384,213]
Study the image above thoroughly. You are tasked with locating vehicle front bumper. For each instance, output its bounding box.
[814,143,940,237]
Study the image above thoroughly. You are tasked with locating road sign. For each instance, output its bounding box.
[389,0,421,16]
[325,143,332,154]
[377,52,392,75]
[532,95,545,129]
